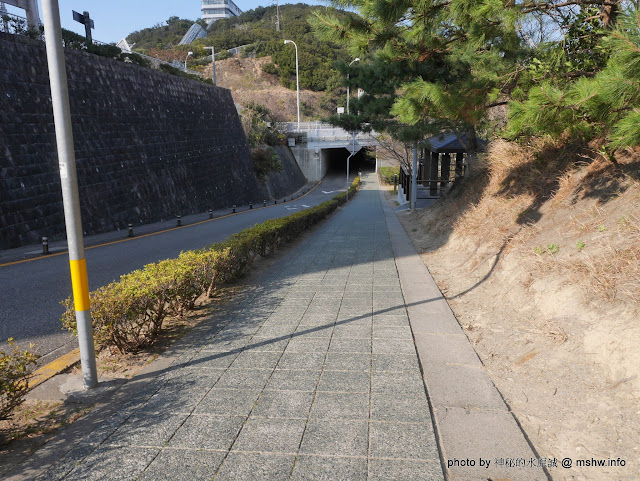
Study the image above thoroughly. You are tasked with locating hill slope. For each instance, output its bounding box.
[395,140,639,481]
[204,56,331,121]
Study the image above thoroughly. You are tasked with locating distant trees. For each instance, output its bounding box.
[126,5,354,93]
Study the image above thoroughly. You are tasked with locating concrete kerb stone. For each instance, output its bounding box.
[379,184,550,481]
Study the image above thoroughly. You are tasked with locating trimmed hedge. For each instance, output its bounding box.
[61,178,361,352]
[1,338,39,420]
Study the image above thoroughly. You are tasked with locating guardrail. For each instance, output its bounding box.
[1,11,31,35]
[277,122,379,142]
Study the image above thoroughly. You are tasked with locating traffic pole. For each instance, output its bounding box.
[42,0,98,389]
[411,141,418,210]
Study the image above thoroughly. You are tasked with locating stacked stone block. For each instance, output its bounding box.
[0,33,304,249]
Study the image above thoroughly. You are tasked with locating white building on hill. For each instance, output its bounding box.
[201,0,242,24]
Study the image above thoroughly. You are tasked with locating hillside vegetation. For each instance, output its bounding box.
[126,4,354,98]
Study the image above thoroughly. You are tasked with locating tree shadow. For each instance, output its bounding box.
[496,141,640,225]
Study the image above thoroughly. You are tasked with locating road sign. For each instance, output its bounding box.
[72,10,94,44]
[72,10,94,28]
[345,140,360,153]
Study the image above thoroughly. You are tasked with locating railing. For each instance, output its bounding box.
[398,153,468,202]
[277,122,379,142]
[1,19,203,77]
[1,12,33,35]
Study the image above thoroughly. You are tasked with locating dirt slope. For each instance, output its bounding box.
[203,56,330,121]
[397,139,639,481]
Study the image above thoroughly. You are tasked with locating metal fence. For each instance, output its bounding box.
[1,11,33,35]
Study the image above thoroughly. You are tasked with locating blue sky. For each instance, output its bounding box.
[4,1,329,43]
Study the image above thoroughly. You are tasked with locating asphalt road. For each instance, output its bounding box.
[0,174,353,365]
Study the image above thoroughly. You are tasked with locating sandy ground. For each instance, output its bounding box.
[382,141,640,481]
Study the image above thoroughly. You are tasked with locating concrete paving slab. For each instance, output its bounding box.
[413,332,483,367]
[434,406,547,481]
[63,445,159,481]
[290,455,368,481]
[214,453,296,481]
[299,419,369,457]
[137,448,226,481]
[232,417,307,454]
[372,353,422,373]
[194,388,261,417]
[252,389,315,419]
[168,414,244,450]
[368,459,444,481]
[369,421,440,461]
[317,370,370,393]
[370,392,433,423]
[309,391,370,420]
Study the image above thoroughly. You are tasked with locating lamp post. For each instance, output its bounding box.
[284,39,300,130]
[184,51,193,71]
[204,46,216,85]
[346,57,359,115]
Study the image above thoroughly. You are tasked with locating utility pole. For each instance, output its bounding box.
[346,131,355,201]
[204,46,216,85]
[43,0,98,389]
[275,0,280,31]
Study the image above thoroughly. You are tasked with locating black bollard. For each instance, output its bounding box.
[177,215,181,227]
[209,209,213,219]
[42,237,49,255]
[263,200,266,207]
[274,200,277,204]
[233,205,236,213]
[128,224,134,237]
[249,202,253,210]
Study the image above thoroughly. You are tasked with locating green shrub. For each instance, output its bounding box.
[61,178,361,353]
[252,147,283,182]
[262,62,278,75]
[378,166,400,185]
[1,339,40,420]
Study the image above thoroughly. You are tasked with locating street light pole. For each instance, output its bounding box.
[204,46,216,85]
[346,131,355,201]
[284,40,300,130]
[184,51,193,71]
[346,57,359,115]
[42,0,98,389]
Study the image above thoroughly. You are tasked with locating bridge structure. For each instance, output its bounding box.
[279,122,379,181]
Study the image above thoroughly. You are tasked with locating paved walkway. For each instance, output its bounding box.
[14,174,547,481]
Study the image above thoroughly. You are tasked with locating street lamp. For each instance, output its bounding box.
[284,39,300,130]
[346,57,360,115]
[204,46,216,85]
[184,51,193,70]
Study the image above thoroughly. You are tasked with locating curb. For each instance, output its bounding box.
[29,348,80,390]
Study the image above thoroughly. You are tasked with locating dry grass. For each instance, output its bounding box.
[204,56,331,121]
[417,137,640,303]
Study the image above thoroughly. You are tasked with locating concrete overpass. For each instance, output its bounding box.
[279,122,379,181]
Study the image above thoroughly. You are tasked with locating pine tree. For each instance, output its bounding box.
[310,0,526,153]
[507,7,640,156]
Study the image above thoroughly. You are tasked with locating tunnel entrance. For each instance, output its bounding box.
[323,147,376,177]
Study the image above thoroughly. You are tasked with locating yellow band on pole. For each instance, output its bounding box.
[69,258,90,311]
